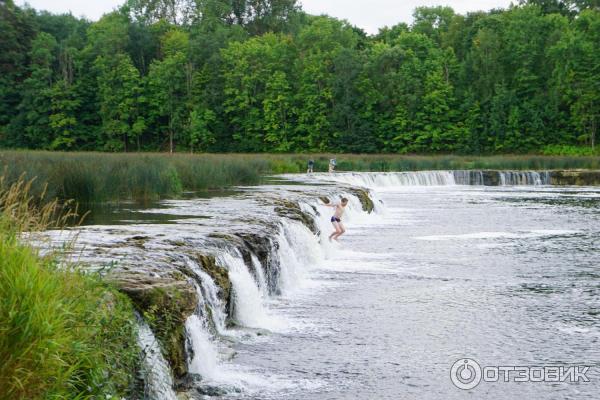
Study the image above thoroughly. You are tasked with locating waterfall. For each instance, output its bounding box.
[137,320,178,400]
[453,170,484,185]
[499,171,551,186]
[218,250,285,331]
[275,221,323,294]
[300,170,552,188]
[182,255,228,334]
[307,171,456,188]
[251,253,269,298]
[142,187,379,395]
[186,314,220,378]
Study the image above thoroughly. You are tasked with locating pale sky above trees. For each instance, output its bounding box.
[18,0,514,33]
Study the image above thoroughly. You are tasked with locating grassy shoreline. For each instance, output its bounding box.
[2,150,599,204]
[0,178,140,400]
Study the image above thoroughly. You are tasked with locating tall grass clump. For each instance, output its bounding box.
[0,177,140,400]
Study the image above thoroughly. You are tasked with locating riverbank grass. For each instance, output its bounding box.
[0,178,140,400]
[2,150,599,204]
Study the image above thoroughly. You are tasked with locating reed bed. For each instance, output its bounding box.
[1,150,599,204]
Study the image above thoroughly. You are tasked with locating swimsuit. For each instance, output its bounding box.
[331,216,341,223]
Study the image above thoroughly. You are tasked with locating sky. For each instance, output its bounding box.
[17,0,515,34]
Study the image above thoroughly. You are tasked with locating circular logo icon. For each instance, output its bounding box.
[450,358,482,390]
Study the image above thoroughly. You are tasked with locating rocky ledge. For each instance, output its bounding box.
[550,170,600,186]
[109,270,198,378]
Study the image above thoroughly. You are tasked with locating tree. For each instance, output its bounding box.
[187,105,216,152]
[0,0,36,146]
[147,29,191,152]
[221,33,294,151]
[551,10,600,149]
[412,6,456,46]
[293,16,360,151]
[95,54,144,151]
[48,79,80,149]
[16,32,57,148]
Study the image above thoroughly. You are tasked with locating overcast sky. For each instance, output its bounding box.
[18,0,515,34]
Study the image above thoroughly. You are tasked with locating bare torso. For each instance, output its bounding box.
[333,204,345,218]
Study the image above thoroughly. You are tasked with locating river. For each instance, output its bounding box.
[54,172,600,399]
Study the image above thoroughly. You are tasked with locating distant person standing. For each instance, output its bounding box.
[307,159,314,174]
[328,158,337,173]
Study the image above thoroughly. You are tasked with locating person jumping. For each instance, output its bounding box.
[323,197,348,241]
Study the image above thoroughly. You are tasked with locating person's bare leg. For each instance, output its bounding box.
[332,221,346,240]
[329,222,341,241]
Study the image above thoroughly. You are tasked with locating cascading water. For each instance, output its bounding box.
[137,320,178,400]
[186,314,219,378]
[251,253,269,298]
[454,170,484,185]
[218,250,285,331]
[275,221,323,294]
[182,255,228,334]
[307,171,457,188]
[499,171,551,185]
[45,171,597,399]
[301,170,552,188]
[178,192,371,392]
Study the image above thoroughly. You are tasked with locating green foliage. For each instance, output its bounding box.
[0,177,140,400]
[542,144,600,155]
[95,53,144,151]
[1,1,600,155]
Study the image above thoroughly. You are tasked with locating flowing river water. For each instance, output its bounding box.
[53,172,600,399]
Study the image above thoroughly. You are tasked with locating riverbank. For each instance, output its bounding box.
[2,150,600,204]
[0,179,140,400]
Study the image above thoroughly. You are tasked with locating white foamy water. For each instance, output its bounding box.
[186,314,220,378]
[137,320,178,400]
[219,250,287,331]
[182,255,229,334]
[293,170,551,189]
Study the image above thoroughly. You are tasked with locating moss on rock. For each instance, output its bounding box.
[347,188,375,213]
[273,198,319,234]
[192,253,231,307]
[109,272,197,378]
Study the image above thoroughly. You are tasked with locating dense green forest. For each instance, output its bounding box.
[0,0,599,154]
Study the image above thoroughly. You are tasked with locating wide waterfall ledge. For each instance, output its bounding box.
[43,169,600,399]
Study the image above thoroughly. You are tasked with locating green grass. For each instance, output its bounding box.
[541,144,600,156]
[0,178,140,400]
[1,150,599,204]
